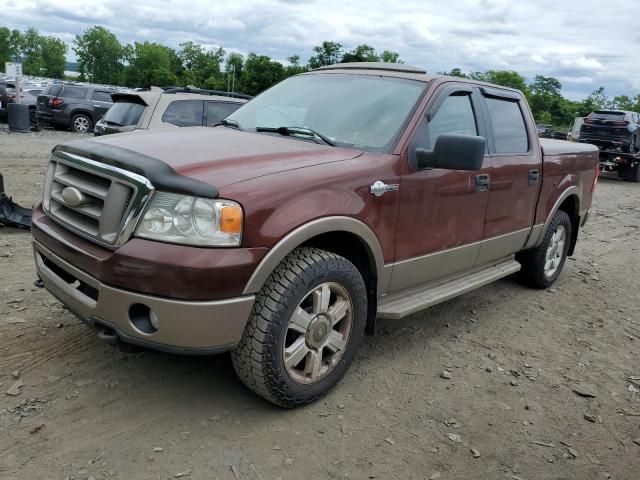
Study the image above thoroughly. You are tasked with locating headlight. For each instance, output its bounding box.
[135,192,243,247]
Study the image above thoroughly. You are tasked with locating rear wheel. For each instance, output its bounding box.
[71,113,92,133]
[516,210,572,289]
[231,247,367,408]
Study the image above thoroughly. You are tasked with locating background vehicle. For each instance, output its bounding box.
[579,110,640,153]
[536,123,554,138]
[32,63,599,407]
[1,82,42,128]
[568,117,583,141]
[93,87,249,136]
[36,83,118,133]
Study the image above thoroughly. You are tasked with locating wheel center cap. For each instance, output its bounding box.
[306,315,331,349]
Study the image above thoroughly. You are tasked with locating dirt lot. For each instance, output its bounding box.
[1,126,639,480]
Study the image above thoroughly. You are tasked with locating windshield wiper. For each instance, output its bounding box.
[216,118,240,129]
[255,126,335,146]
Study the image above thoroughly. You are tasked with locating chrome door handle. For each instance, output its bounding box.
[370,180,399,197]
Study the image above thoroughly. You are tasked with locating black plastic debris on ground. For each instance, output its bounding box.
[0,173,32,230]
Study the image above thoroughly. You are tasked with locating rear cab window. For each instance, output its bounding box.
[587,111,625,121]
[162,100,204,127]
[103,98,146,126]
[484,96,529,154]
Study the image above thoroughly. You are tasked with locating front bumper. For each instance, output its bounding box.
[34,240,255,354]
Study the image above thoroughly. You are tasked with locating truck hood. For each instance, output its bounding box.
[82,126,363,190]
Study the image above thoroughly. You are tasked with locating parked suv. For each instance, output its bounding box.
[32,63,599,407]
[36,83,118,133]
[94,87,249,136]
[579,110,640,152]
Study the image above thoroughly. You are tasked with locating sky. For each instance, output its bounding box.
[3,0,640,99]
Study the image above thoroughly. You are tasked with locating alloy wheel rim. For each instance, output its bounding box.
[283,282,353,384]
[544,224,566,277]
[74,117,89,132]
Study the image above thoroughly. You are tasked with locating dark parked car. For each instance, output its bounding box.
[579,110,640,153]
[36,84,116,133]
[0,83,41,128]
[536,124,554,138]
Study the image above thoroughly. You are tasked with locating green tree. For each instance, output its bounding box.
[308,41,343,69]
[39,35,67,78]
[483,70,528,92]
[379,50,402,63]
[240,53,284,95]
[20,28,43,75]
[284,55,308,77]
[585,86,609,110]
[528,76,564,125]
[74,26,124,84]
[0,27,22,67]
[124,41,180,88]
[341,44,379,63]
[440,67,468,78]
[179,41,224,87]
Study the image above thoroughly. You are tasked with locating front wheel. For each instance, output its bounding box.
[516,210,572,289]
[231,247,367,408]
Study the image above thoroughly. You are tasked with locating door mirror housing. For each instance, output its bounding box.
[416,134,486,171]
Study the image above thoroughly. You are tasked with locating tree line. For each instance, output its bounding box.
[3,25,640,127]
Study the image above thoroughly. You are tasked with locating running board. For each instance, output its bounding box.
[377,258,521,319]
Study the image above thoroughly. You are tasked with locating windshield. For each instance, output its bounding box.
[227,73,426,151]
[104,101,146,126]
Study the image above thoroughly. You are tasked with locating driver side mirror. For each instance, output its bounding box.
[416,133,486,171]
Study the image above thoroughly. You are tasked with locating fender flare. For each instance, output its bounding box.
[529,186,581,248]
[242,216,385,295]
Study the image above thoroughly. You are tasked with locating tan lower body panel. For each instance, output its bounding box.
[33,241,254,353]
[388,228,532,293]
[377,257,521,320]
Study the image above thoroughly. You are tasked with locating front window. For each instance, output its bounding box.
[227,73,426,152]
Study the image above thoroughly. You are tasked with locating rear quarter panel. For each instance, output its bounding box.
[535,139,599,225]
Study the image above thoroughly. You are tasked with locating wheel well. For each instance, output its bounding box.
[301,232,378,335]
[70,110,93,121]
[557,195,580,256]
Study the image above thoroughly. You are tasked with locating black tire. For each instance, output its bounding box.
[516,210,572,289]
[29,111,39,131]
[70,113,92,133]
[231,247,367,408]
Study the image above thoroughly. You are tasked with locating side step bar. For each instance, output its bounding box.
[377,257,521,320]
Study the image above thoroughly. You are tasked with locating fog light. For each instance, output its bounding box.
[149,310,160,330]
[128,303,158,334]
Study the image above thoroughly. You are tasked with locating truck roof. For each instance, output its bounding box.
[308,62,524,95]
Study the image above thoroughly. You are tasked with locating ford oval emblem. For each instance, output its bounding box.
[61,187,86,207]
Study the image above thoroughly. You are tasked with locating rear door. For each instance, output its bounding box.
[475,88,542,265]
[91,91,113,120]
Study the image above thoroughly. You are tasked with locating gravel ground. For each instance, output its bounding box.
[1,126,639,480]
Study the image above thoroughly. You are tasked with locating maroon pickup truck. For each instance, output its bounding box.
[32,63,599,407]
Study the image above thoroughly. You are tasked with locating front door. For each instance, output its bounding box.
[475,88,543,265]
[390,84,492,292]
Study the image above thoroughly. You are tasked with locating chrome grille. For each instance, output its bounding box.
[42,151,154,248]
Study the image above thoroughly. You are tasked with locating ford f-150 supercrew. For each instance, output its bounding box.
[32,63,600,407]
